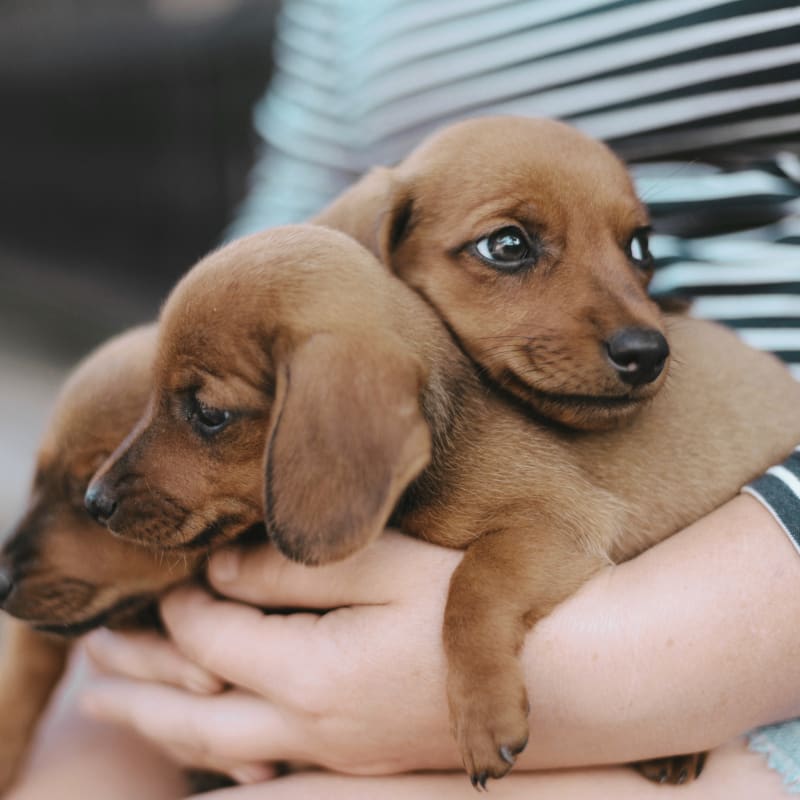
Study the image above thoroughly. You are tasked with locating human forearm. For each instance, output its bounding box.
[518,493,800,767]
[185,739,782,799]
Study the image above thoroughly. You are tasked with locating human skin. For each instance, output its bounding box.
[6,703,786,800]
[80,494,800,783]
[183,740,784,800]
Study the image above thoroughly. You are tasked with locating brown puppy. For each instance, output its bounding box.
[0,325,204,792]
[314,115,668,431]
[86,225,800,787]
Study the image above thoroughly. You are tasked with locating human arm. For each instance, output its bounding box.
[83,494,800,776]
[181,739,783,800]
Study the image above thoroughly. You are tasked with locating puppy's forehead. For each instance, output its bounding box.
[162,225,378,331]
[403,116,638,208]
[155,225,380,393]
[157,329,271,404]
[156,224,396,391]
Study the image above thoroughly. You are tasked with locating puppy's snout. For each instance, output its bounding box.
[84,481,118,525]
[606,328,669,386]
[0,564,13,606]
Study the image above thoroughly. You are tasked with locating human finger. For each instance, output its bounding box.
[160,585,338,700]
[84,629,225,694]
[81,678,302,766]
[208,530,460,608]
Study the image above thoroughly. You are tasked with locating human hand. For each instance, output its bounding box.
[83,531,464,777]
[83,496,800,779]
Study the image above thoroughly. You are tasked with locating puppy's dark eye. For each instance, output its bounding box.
[188,396,231,436]
[627,228,653,270]
[474,226,536,271]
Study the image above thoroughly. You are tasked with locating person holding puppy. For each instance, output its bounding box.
[9,0,800,797]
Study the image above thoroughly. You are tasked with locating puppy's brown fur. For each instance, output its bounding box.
[0,325,201,791]
[0,621,69,792]
[314,115,668,431]
[88,225,800,785]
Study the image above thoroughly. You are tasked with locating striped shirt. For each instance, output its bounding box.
[228,0,800,536]
[743,447,800,553]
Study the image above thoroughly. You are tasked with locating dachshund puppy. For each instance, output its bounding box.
[0,325,204,792]
[314,115,668,431]
[86,225,800,787]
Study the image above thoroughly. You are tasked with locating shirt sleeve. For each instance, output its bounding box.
[741,447,800,555]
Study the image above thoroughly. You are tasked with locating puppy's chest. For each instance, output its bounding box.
[392,435,633,556]
[390,455,476,549]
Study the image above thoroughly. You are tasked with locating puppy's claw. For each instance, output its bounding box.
[499,745,515,765]
[470,772,489,791]
[695,752,707,779]
[451,675,528,787]
[634,752,708,785]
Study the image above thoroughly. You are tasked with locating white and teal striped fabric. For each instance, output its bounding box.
[229,0,800,378]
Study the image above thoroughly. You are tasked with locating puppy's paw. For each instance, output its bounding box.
[448,673,530,789]
[634,751,707,785]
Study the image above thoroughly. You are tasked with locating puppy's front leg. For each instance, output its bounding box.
[444,524,606,787]
[0,619,70,792]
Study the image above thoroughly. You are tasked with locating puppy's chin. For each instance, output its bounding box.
[526,392,648,431]
[109,507,257,554]
[105,516,185,550]
[499,369,663,431]
[5,592,156,637]
[1,582,100,631]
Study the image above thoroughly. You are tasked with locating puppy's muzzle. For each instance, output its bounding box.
[606,327,669,386]
[84,481,118,526]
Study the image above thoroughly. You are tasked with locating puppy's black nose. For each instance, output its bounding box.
[607,328,669,386]
[84,482,118,525]
[0,566,13,606]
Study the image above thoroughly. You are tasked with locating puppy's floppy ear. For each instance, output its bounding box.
[313,167,414,267]
[264,333,431,565]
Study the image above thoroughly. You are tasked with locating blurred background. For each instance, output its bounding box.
[0,0,279,530]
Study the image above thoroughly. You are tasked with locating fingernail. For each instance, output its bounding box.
[210,549,240,583]
[230,764,274,784]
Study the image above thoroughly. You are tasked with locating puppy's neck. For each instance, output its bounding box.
[391,310,483,519]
